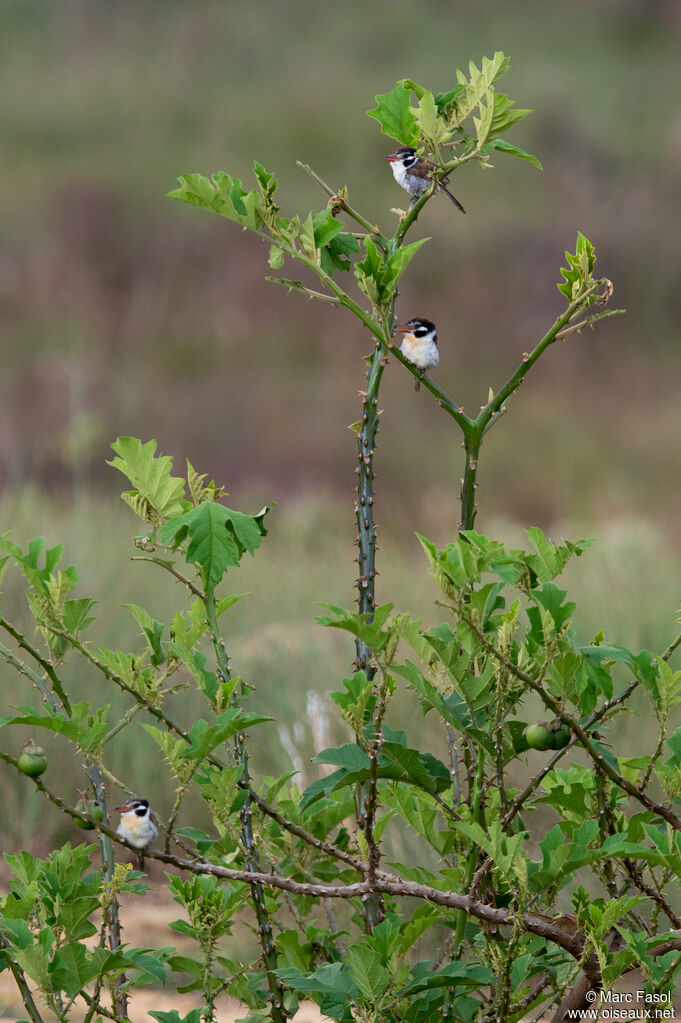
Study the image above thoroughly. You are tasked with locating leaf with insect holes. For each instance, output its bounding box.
[367,82,419,144]
[159,502,268,592]
[321,232,360,274]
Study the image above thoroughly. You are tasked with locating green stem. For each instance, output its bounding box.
[459,430,481,532]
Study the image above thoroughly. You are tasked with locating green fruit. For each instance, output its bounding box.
[17,748,47,777]
[75,801,105,830]
[547,723,571,750]
[524,723,553,751]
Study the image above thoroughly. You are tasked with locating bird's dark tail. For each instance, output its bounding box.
[441,186,466,214]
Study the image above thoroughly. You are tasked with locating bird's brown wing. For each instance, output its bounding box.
[410,159,435,182]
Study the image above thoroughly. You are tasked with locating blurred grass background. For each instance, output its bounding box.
[1,0,681,853]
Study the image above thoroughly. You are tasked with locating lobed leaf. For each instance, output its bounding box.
[366,82,419,144]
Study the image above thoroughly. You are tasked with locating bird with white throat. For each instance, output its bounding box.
[394,317,439,391]
[384,146,466,213]
[114,797,158,869]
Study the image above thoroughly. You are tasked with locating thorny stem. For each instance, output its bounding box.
[364,669,391,895]
[354,346,384,669]
[203,588,288,1023]
[459,433,481,531]
[353,341,386,930]
[87,761,127,1017]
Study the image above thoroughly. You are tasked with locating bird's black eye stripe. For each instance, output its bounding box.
[134,806,147,816]
[414,326,429,337]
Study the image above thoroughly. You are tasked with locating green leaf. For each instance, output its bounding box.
[385,238,429,285]
[150,1010,205,1023]
[0,702,109,751]
[252,160,279,213]
[414,90,451,148]
[434,86,465,114]
[268,244,285,269]
[123,603,166,666]
[366,82,419,144]
[12,941,53,992]
[482,137,542,169]
[312,209,344,249]
[108,437,186,524]
[168,172,262,232]
[159,502,267,592]
[380,741,451,795]
[276,963,357,1016]
[313,744,371,771]
[451,52,511,126]
[353,236,385,307]
[558,232,598,302]
[398,961,494,996]
[50,943,111,994]
[344,945,390,998]
[300,212,317,260]
[321,231,360,275]
[489,93,532,138]
[472,89,494,148]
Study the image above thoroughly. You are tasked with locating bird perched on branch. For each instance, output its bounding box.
[384,146,466,213]
[114,797,157,869]
[394,317,439,391]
